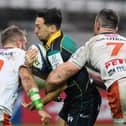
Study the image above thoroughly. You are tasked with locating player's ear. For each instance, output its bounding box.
[115,26,118,32]
[96,21,101,31]
[48,25,57,33]
[16,40,22,48]
[94,19,100,35]
[16,40,20,47]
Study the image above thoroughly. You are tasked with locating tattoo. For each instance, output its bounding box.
[22,76,30,82]
[21,75,33,90]
[46,62,78,92]
[57,69,74,82]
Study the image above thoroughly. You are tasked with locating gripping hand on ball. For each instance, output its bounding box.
[25,48,38,67]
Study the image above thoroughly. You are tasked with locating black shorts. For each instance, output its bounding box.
[59,89,101,126]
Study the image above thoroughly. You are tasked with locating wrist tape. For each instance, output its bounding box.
[28,88,44,110]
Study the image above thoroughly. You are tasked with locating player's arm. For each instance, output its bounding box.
[43,84,67,105]
[22,84,67,111]
[87,67,106,89]
[46,61,79,92]
[46,45,88,92]
[90,72,106,89]
[19,66,51,123]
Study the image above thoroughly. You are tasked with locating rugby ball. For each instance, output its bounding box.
[30,43,47,72]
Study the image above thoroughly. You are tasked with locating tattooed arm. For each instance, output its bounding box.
[19,66,51,123]
[46,61,80,93]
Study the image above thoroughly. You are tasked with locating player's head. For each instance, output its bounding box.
[94,8,119,35]
[34,8,62,45]
[1,25,28,50]
[1,25,27,49]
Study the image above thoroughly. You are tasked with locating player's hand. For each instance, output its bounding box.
[21,101,35,110]
[38,110,51,125]
[25,48,38,67]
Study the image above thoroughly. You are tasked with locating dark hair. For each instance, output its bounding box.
[37,8,62,29]
[96,8,119,29]
[1,25,26,46]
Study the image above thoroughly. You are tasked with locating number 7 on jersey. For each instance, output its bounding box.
[106,42,124,56]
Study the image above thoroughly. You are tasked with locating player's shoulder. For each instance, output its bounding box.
[117,34,126,41]
[86,33,114,45]
[88,34,103,42]
[61,34,78,53]
[12,48,25,58]
[0,48,25,55]
[85,35,99,47]
[13,48,25,54]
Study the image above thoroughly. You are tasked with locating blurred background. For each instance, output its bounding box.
[0,0,126,125]
[0,0,126,45]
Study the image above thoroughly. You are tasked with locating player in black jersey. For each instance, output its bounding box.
[24,8,101,126]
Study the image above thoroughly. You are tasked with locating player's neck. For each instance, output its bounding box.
[99,27,117,34]
[3,43,17,48]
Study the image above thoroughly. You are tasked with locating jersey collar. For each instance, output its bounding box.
[46,30,61,48]
[100,32,115,34]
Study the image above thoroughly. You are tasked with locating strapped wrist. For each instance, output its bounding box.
[28,88,44,110]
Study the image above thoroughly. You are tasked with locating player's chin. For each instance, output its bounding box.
[36,34,42,40]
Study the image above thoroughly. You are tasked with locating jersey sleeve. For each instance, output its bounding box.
[69,44,89,69]
[15,49,26,72]
[61,35,78,61]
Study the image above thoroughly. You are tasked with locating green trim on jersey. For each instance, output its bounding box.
[61,35,78,53]
[47,50,60,56]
